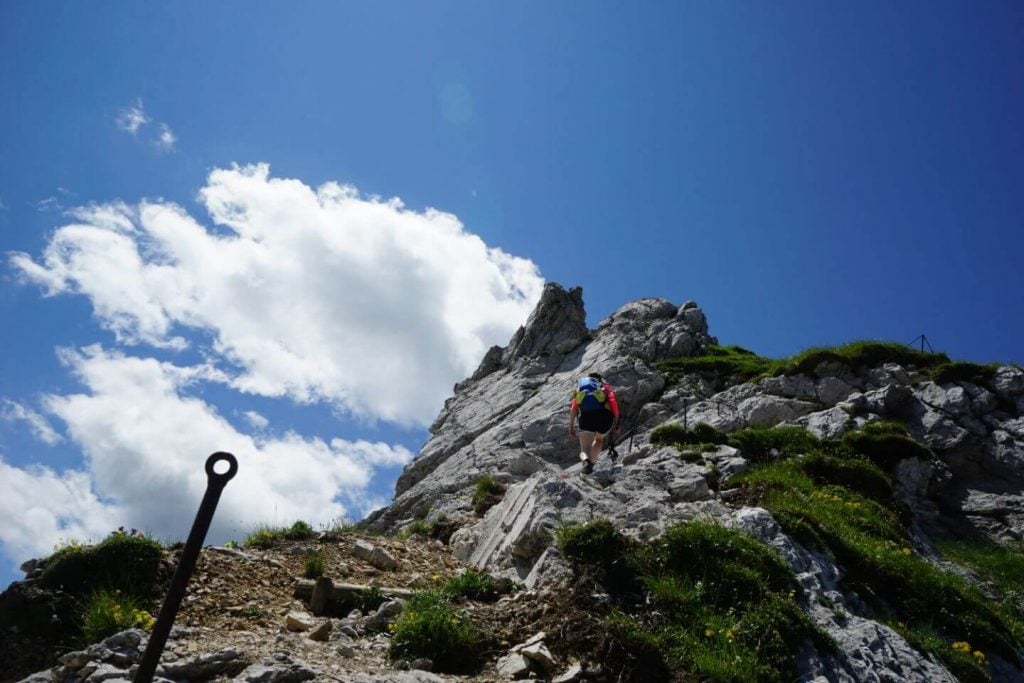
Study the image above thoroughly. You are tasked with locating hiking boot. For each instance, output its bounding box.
[609,445,619,462]
[582,460,594,475]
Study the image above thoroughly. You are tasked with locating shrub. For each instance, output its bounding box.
[303,550,325,579]
[244,520,315,548]
[561,518,826,681]
[399,518,434,539]
[471,475,505,516]
[40,530,163,596]
[931,361,999,386]
[389,591,482,672]
[841,422,931,466]
[727,425,820,462]
[283,520,315,540]
[441,568,500,602]
[79,589,154,645]
[650,422,728,448]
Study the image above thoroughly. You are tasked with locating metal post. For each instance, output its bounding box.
[135,452,238,682]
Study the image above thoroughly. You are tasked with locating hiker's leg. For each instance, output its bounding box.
[589,432,605,461]
[578,431,596,459]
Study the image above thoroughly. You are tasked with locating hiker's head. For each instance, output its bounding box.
[587,371,603,382]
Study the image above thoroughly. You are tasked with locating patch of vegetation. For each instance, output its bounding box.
[440,568,501,602]
[79,589,154,645]
[657,341,950,388]
[650,422,728,448]
[40,529,163,596]
[656,344,781,385]
[357,586,385,613]
[727,425,821,463]
[399,518,435,539]
[895,625,990,683]
[732,451,1021,668]
[389,590,483,672]
[780,341,948,377]
[471,475,506,515]
[935,536,1024,643]
[931,361,1000,386]
[841,421,931,467]
[559,519,828,681]
[302,549,325,579]
[244,520,316,548]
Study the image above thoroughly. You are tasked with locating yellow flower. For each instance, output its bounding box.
[704,628,714,637]
[901,548,912,556]
[973,650,986,663]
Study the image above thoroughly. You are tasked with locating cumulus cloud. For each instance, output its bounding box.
[1,400,63,445]
[0,457,119,568]
[11,163,545,425]
[115,102,149,136]
[0,345,414,563]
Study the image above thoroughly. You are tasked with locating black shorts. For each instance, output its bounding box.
[578,410,614,434]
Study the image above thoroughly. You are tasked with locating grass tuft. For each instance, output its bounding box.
[244,520,316,548]
[389,591,482,672]
[79,589,154,645]
[727,425,820,463]
[471,475,506,516]
[302,549,325,579]
[841,422,931,467]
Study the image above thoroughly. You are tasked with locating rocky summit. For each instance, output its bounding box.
[5,283,1024,683]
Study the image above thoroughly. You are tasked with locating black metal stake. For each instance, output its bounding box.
[135,452,238,682]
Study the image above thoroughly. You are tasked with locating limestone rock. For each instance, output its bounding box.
[495,652,531,679]
[992,366,1024,398]
[160,647,248,679]
[285,611,316,632]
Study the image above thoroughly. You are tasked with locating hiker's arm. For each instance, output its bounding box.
[568,402,579,437]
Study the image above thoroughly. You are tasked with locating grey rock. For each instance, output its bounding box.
[817,377,858,406]
[495,652,532,679]
[366,598,406,633]
[161,647,247,679]
[992,366,1024,397]
[233,659,319,682]
[800,406,854,440]
[368,546,398,571]
[552,663,584,683]
[306,620,332,642]
[285,611,315,632]
[520,641,556,671]
[352,539,375,561]
[410,658,433,672]
[668,472,710,502]
[739,395,817,427]
[917,382,971,416]
[14,673,51,683]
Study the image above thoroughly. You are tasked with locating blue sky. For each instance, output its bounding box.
[1,1,1022,587]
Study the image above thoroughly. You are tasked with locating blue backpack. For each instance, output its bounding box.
[575,377,609,413]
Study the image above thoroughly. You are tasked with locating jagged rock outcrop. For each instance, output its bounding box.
[366,283,1024,681]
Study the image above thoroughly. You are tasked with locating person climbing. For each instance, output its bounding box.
[569,371,620,475]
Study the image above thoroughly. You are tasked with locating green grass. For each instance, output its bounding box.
[400,518,433,537]
[78,589,154,645]
[558,519,828,682]
[388,590,483,672]
[471,475,505,515]
[656,341,951,388]
[40,529,163,596]
[727,425,821,463]
[440,568,501,602]
[243,520,316,548]
[732,450,1021,667]
[840,421,931,467]
[650,422,729,448]
[302,549,325,579]
[930,361,1000,386]
[935,536,1024,643]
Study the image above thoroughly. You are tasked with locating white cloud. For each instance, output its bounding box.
[11,163,545,425]
[115,102,149,136]
[244,410,269,430]
[36,197,62,212]
[155,123,176,152]
[0,345,414,564]
[1,400,63,445]
[0,457,120,568]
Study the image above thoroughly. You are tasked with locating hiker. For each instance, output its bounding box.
[569,372,620,474]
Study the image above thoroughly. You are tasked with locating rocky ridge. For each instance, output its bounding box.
[7,282,1024,682]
